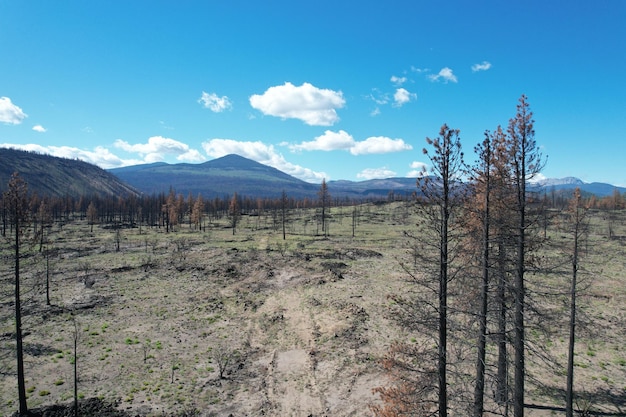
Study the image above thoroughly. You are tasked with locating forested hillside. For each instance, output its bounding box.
[0,148,138,198]
[109,154,319,199]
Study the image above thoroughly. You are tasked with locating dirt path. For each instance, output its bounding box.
[253,284,326,415]
[249,265,383,416]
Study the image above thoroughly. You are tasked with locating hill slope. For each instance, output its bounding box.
[109,154,320,198]
[110,154,626,200]
[0,148,138,198]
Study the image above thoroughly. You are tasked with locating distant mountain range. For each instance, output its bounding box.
[0,148,138,198]
[109,155,424,199]
[528,176,626,197]
[1,148,624,199]
[111,154,625,199]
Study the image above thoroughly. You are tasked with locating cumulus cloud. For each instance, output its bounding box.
[202,138,326,182]
[114,136,206,163]
[198,91,233,112]
[407,161,428,177]
[289,130,355,152]
[357,167,397,180]
[32,125,47,133]
[393,88,416,107]
[249,82,345,126]
[390,75,407,86]
[471,61,492,72]
[350,136,413,155]
[0,97,27,124]
[288,132,412,156]
[428,67,458,83]
[0,143,141,169]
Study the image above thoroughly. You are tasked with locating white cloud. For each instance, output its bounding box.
[350,136,413,155]
[393,88,416,107]
[370,107,381,117]
[0,97,27,124]
[390,75,407,86]
[114,136,206,163]
[288,132,412,156]
[357,167,397,180]
[289,130,355,152]
[428,67,458,83]
[198,91,233,112]
[287,132,413,156]
[471,61,492,72]
[249,82,345,126]
[0,143,142,169]
[410,161,428,170]
[178,149,206,163]
[411,66,429,73]
[32,125,47,133]
[202,138,326,182]
[407,161,428,177]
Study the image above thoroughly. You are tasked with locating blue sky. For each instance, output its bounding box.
[1,1,625,186]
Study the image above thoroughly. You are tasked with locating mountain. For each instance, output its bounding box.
[532,177,585,187]
[327,177,419,198]
[110,155,626,200]
[6,148,620,201]
[529,177,626,197]
[0,148,138,198]
[109,154,319,198]
[109,154,426,199]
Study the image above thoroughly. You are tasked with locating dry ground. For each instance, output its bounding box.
[0,204,625,416]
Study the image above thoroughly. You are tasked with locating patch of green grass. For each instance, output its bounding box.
[38,390,50,396]
[125,337,140,345]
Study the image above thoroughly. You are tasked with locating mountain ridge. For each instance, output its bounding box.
[2,149,623,199]
[110,155,626,198]
[109,154,320,198]
[0,147,138,198]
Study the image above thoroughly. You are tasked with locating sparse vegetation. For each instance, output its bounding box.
[1,168,625,416]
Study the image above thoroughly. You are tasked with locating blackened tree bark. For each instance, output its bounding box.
[471,133,493,417]
[506,95,544,417]
[318,179,330,236]
[419,124,465,417]
[281,190,288,240]
[4,172,29,416]
[565,188,587,417]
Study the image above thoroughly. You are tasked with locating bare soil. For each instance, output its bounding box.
[1,205,625,416]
